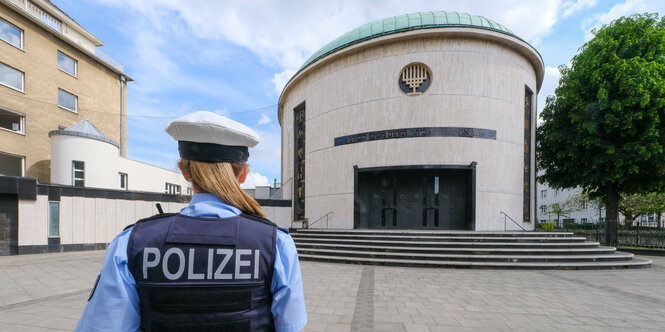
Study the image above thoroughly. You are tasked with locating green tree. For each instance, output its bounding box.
[619,193,649,226]
[547,202,573,227]
[641,192,665,227]
[537,13,665,246]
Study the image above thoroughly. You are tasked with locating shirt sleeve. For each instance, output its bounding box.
[75,228,140,332]
[271,231,308,332]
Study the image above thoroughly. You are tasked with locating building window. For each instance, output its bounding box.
[0,151,24,176]
[48,202,60,237]
[0,107,24,134]
[0,62,24,92]
[555,190,559,196]
[57,51,77,77]
[293,102,306,220]
[58,89,77,112]
[581,218,588,224]
[540,190,547,198]
[582,200,588,209]
[165,183,181,195]
[539,205,547,214]
[186,187,193,195]
[72,160,84,187]
[119,172,128,190]
[0,17,22,49]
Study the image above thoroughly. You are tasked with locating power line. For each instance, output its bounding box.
[0,89,276,118]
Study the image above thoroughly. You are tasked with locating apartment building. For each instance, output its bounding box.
[0,0,131,182]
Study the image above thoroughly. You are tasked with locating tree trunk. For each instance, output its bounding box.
[605,183,619,247]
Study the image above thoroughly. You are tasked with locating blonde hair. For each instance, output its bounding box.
[182,159,266,218]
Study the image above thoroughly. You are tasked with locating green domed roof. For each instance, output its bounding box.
[300,11,517,71]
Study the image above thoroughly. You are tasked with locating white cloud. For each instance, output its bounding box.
[249,130,281,166]
[561,0,597,18]
[258,113,271,125]
[272,69,296,95]
[582,0,665,40]
[545,66,562,81]
[536,66,562,123]
[94,0,596,94]
[240,171,270,189]
[212,108,231,117]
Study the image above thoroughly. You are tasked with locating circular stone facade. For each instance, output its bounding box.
[279,12,544,231]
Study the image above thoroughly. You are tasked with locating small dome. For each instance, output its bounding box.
[48,119,119,147]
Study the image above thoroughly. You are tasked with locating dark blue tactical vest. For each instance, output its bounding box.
[127,213,283,332]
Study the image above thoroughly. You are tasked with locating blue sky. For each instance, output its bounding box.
[51,0,665,188]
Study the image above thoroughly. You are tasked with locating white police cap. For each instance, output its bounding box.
[165,111,260,162]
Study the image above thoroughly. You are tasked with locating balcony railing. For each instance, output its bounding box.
[95,49,124,72]
[6,0,124,72]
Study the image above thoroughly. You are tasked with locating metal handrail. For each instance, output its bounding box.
[307,211,333,229]
[500,211,526,231]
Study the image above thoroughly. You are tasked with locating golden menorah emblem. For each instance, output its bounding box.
[401,63,430,94]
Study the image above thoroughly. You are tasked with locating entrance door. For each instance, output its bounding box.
[356,168,473,230]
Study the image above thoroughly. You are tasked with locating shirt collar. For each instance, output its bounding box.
[181,193,242,218]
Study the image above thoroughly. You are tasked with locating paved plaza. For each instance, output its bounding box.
[0,251,663,331]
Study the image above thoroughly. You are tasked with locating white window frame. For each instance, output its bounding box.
[539,205,547,214]
[58,88,77,113]
[72,160,84,187]
[48,201,60,238]
[0,106,25,135]
[57,51,77,77]
[0,61,24,92]
[165,183,181,195]
[540,190,547,198]
[0,151,24,176]
[0,16,23,50]
[119,172,128,190]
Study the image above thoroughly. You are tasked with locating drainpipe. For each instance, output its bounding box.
[119,75,126,155]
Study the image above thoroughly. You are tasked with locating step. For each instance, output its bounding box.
[297,254,652,270]
[291,233,587,242]
[294,242,617,255]
[293,237,600,249]
[294,229,575,237]
[295,248,633,262]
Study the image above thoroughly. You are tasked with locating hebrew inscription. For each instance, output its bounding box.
[334,127,496,146]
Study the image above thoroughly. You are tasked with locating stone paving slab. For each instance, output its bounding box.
[0,251,664,331]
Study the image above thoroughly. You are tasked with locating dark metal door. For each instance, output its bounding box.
[395,174,422,228]
[439,174,467,230]
[356,169,472,230]
[421,175,440,229]
[380,176,398,228]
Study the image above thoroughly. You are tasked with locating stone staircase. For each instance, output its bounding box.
[291,229,652,269]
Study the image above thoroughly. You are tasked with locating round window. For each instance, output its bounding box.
[399,63,431,95]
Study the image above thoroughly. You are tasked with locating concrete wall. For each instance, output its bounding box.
[18,195,187,247]
[118,157,191,194]
[16,194,292,253]
[0,2,127,182]
[50,135,119,188]
[280,28,542,230]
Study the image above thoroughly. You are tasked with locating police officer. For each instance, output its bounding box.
[76,111,307,332]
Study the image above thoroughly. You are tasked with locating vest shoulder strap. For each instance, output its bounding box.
[123,212,178,231]
[241,213,289,234]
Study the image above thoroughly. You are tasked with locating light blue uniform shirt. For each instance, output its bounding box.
[75,193,307,332]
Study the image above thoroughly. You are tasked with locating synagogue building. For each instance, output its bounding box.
[279,11,544,230]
